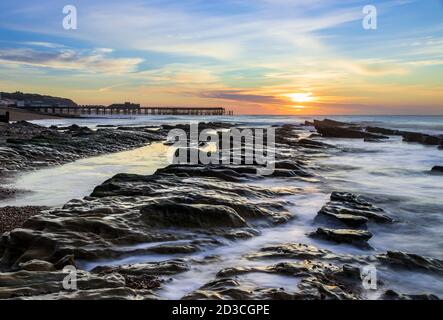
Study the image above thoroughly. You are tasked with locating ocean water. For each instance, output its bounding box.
[2,115,443,298]
[29,114,443,135]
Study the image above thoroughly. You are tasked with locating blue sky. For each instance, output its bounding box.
[0,0,442,114]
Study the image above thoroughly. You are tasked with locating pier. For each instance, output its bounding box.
[23,103,232,117]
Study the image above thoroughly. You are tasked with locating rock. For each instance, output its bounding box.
[53,255,76,270]
[366,127,400,135]
[18,259,55,272]
[0,122,165,173]
[377,251,443,274]
[141,202,248,228]
[0,163,295,269]
[0,269,157,300]
[309,228,372,247]
[383,289,439,300]
[316,126,388,139]
[296,139,334,149]
[431,166,443,173]
[91,260,190,276]
[246,243,331,261]
[314,192,392,228]
[366,126,443,147]
[316,208,369,228]
[311,120,388,140]
[402,132,442,145]
[185,260,360,300]
[364,137,386,143]
[313,119,351,127]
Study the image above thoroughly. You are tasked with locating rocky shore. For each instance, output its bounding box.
[306,118,443,149]
[0,121,173,235]
[0,120,441,300]
[0,121,166,173]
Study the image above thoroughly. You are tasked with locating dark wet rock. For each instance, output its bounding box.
[402,131,442,145]
[365,127,443,147]
[0,165,294,270]
[246,243,331,261]
[0,121,165,173]
[377,251,443,274]
[364,137,386,143]
[141,202,248,228]
[316,209,369,228]
[156,163,311,181]
[315,192,392,229]
[185,260,361,300]
[223,229,260,240]
[91,259,190,276]
[0,269,157,300]
[183,278,306,300]
[216,261,341,278]
[96,125,117,128]
[245,242,370,267]
[91,172,294,225]
[316,126,388,139]
[329,192,392,222]
[18,259,56,272]
[431,166,443,173]
[156,164,250,182]
[296,139,334,149]
[53,255,76,270]
[309,228,372,247]
[313,119,351,128]
[366,127,400,135]
[309,120,391,140]
[382,289,439,300]
[0,259,190,299]
[146,243,201,254]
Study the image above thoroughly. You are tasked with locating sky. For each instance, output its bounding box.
[0,0,442,115]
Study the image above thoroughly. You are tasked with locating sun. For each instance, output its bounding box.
[286,92,314,103]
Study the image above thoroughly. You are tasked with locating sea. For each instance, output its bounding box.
[1,115,442,299]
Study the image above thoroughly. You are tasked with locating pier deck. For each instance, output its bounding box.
[23,106,232,116]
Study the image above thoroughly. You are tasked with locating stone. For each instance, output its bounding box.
[431,166,443,173]
[309,228,372,247]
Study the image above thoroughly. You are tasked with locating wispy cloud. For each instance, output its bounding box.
[198,89,288,105]
[0,47,143,73]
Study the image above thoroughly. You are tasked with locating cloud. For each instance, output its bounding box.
[21,41,66,49]
[198,89,287,105]
[335,60,409,76]
[0,48,143,74]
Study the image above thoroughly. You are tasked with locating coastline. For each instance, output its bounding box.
[0,118,442,299]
